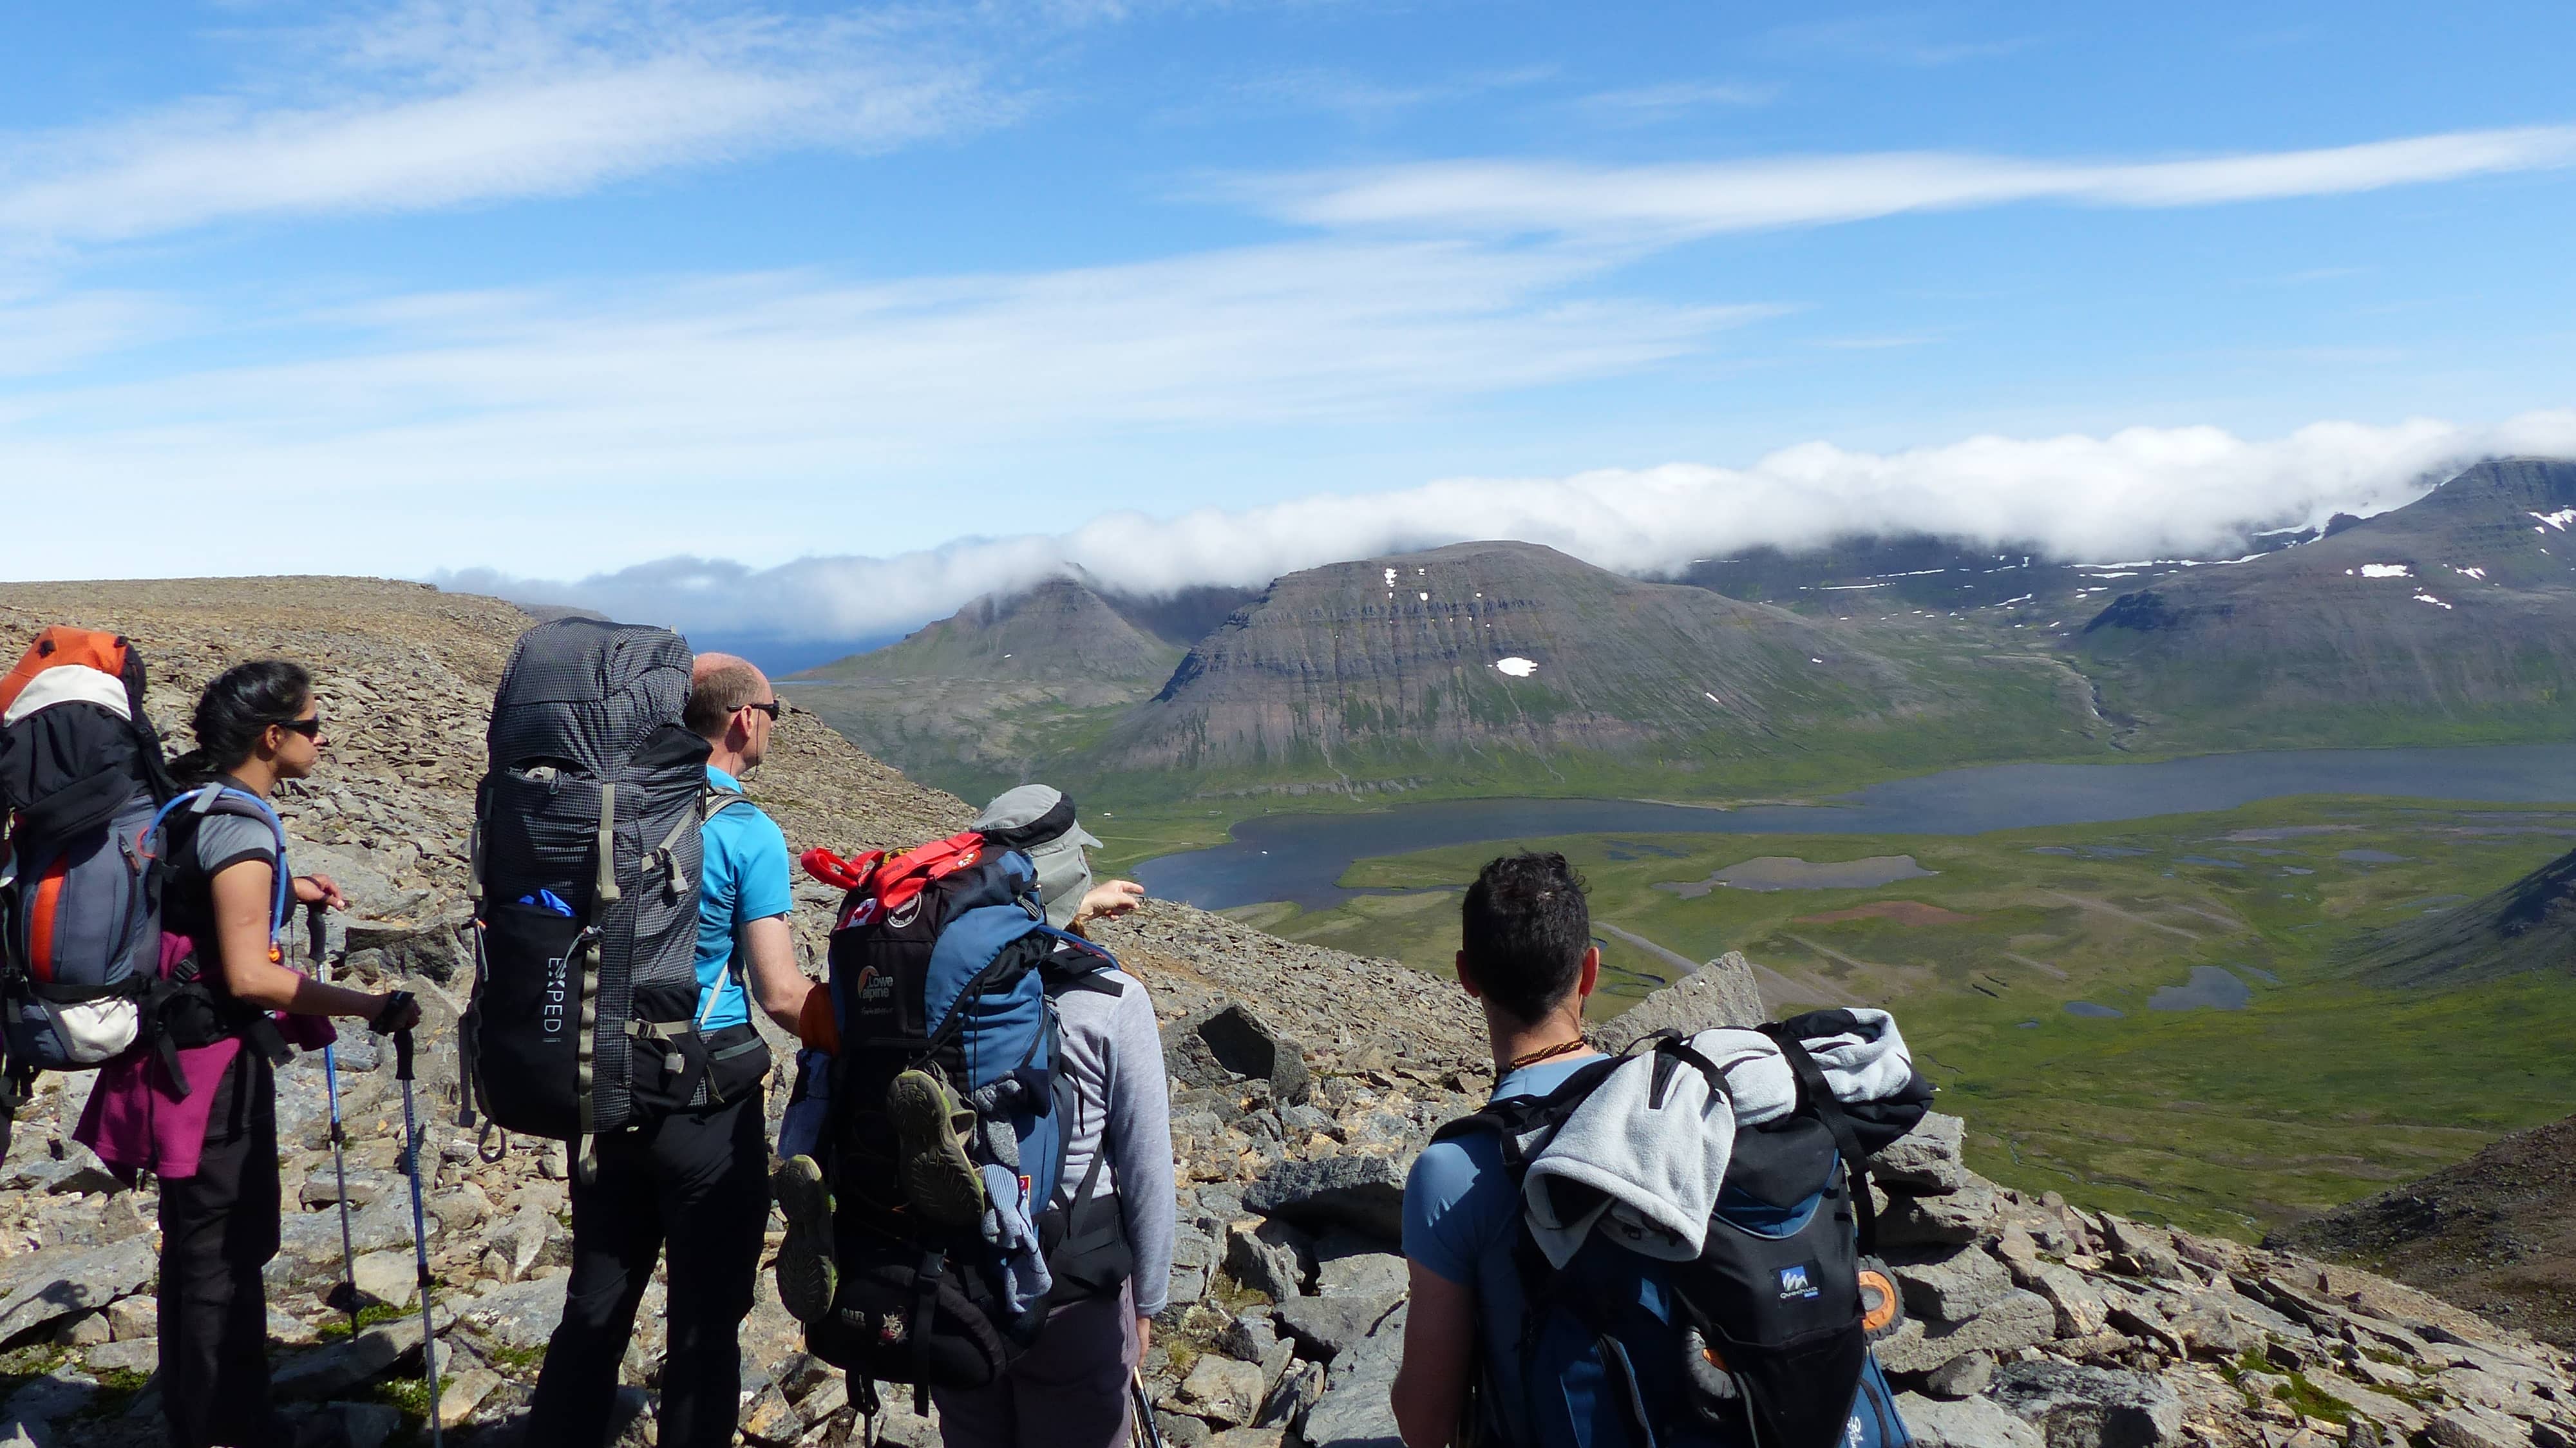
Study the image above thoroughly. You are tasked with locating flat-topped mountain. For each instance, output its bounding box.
[2077,458,2576,746]
[1088,540,2079,795]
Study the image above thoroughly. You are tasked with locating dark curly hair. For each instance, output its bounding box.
[169,660,312,784]
[1460,851,1592,1024]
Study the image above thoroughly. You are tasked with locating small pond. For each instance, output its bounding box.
[2148,966,2254,1012]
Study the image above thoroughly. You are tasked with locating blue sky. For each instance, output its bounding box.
[6,1,2575,643]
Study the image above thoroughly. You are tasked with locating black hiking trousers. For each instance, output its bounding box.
[528,1087,770,1448]
[158,1048,281,1448]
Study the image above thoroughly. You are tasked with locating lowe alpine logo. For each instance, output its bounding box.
[1776,1264,1818,1300]
[542,949,571,1037]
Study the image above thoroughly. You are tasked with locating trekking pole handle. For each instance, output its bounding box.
[394,1027,415,1083]
[371,989,416,1039]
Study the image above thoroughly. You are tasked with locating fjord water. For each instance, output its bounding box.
[1135,743,2576,910]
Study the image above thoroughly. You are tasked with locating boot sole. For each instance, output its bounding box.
[772,1156,837,1325]
[887,1070,985,1229]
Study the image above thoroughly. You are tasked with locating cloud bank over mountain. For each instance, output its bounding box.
[448,409,2576,642]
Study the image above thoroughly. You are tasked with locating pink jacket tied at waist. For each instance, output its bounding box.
[73,931,337,1180]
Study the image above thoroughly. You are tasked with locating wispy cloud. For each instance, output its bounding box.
[0,0,998,248]
[1761,16,2039,68]
[0,239,1765,513]
[1570,81,1781,121]
[450,412,2576,640]
[1251,126,2576,240]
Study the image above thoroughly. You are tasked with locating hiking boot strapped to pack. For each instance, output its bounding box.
[793,827,1134,1405]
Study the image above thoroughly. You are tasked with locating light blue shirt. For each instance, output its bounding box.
[1403,1054,1601,1429]
[694,765,791,1032]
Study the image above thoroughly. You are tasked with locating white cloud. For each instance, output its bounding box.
[0,0,995,247]
[0,240,1756,508]
[1251,126,2576,239]
[1567,81,1781,120]
[454,411,2576,641]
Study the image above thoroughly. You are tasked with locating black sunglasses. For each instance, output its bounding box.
[276,716,323,739]
[740,700,781,719]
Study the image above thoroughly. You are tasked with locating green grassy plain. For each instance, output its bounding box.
[1225,795,2576,1239]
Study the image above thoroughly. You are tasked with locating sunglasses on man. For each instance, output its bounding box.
[739,700,781,719]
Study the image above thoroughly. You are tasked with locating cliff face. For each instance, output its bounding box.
[2077,459,2576,734]
[1097,540,1924,778]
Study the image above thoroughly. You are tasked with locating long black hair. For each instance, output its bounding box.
[169,660,312,785]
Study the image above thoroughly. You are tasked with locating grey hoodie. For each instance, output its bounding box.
[1051,967,1176,1315]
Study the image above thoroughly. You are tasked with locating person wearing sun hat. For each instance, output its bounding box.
[925,783,1169,1448]
[970,783,1142,931]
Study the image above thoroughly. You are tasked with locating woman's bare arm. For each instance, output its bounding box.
[209,861,406,1020]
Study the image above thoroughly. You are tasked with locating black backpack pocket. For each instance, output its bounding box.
[1685,1165,1870,1448]
[807,1255,1018,1390]
[1041,1181,1134,1304]
[471,903,591,1139]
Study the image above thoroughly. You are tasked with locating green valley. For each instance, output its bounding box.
[1228,795,2576,1240]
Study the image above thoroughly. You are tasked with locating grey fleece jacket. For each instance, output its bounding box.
[1051,967,1175,1315]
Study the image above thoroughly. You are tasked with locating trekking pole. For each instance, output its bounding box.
[394,1027,445,1447]
[312,905,360,1331]
[1131,1368,1165,1448]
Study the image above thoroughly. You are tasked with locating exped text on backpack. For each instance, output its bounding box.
[0,629,175,1089]
[1434,1014,1930,1448]
[798,831,1129,1399]
[462,618,723,1164]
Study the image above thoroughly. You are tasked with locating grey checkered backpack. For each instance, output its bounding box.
[462,618,717,1167]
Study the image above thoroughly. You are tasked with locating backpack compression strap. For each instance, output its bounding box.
[1757,1023,1881,1255]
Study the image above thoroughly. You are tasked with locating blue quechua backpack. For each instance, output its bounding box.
[801,827,1128,1402]
[1432,1016,1926,1448]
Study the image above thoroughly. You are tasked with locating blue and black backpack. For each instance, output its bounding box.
[1432,1016,1927,1448]
[802,824,1130,1399]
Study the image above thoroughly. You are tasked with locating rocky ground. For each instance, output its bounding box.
[2,578,2571,1447]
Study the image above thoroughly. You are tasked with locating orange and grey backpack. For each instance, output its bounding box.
[0,629,178,1094]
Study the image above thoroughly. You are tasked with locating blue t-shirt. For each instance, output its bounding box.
[694,766,792,1031]
[1403,1054,1602,1429]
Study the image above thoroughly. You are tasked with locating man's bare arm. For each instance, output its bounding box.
[741,915,808,1034]
[1392,1261,1477,1448]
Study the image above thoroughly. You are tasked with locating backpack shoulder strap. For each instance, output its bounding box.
[153,785,293,938]
[1758,1022,1880,1253]
[1428,1052,1629,1171]
[1033,926,1125,996]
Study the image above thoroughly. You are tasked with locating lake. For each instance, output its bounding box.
[1132,743,2576,910]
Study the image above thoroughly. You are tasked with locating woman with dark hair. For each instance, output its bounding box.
[77,659,420,1448]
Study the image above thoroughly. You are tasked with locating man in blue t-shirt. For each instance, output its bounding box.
[1393,852,1607,1448]
[530,653,815,1448]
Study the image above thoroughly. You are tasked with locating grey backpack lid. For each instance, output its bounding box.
[487,618,693,775]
